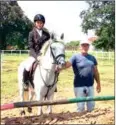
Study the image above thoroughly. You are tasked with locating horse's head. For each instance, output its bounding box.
[50,33,65,68]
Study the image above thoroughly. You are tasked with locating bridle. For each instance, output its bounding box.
[50,45,65,65]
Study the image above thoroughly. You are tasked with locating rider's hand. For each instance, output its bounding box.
[37,55,42,61]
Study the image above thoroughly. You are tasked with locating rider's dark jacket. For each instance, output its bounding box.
[28,27,50,58]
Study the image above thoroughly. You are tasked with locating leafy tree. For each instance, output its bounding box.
[0,1,33,49]
[80,1,115,51]
[66,41,80,47]
[6,32,27,49]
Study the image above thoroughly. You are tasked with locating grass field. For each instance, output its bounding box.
[1,53,114,101]
[1,53,115,124]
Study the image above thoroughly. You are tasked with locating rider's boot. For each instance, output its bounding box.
[23,69,30,90]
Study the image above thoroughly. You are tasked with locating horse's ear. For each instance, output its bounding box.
[51,33,54,40]
[60,33,64,40]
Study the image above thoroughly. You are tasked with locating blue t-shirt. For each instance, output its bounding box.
[69,53,97,87]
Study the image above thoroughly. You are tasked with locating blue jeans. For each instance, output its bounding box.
[74,86,95,112]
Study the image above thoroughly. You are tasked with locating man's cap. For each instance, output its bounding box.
[80,39,90,45]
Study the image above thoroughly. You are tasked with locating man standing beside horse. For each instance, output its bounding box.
[60,39,101,113]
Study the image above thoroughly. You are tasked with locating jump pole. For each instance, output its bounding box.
[1,96,115,111]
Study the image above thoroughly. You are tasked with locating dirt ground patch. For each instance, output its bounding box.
[1,87,114,124]
[1,108,114,124]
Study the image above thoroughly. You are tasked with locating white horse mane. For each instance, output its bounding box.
[40,41,55,69]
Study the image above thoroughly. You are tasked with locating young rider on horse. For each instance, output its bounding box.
[23,14,50,85]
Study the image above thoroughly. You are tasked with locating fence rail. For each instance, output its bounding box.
[1,50,114,66]
[1,50,29,55]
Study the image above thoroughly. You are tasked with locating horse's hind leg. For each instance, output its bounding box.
[19,87,26,116]
[18,63,29,116]
[27,87,35,113]
[19,90,25,115]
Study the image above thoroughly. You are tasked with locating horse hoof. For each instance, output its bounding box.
[20,110,25,116]
[27,107,32,113]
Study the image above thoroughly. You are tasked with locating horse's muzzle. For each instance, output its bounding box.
[58,60,66,69]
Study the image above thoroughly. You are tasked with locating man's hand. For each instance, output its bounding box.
[96,83,101,93]
[94,66,101,93]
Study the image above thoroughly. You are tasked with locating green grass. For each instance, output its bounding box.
[1,53,114,103]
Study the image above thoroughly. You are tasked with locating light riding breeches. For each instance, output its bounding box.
[24,56,35,71]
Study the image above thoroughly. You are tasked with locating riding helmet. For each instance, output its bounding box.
[34,14,45,24]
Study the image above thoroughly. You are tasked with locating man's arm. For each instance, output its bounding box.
[59,61,72,70]
[94,66,101,93]
[55,61,72,72]
[65,61,72,68]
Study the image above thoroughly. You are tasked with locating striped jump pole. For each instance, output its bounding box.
[1,96,115,111]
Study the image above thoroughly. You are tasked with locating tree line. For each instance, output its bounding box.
[0,1,115,51]
[80,1,115,51]
[0,1,33,50]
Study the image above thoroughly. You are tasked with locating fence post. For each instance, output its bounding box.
[102,51,104,60]
[1,53,2,71]
[109,51,110,65]
[2,50,4,56]
[20,50,21,56]
[95,51,97,59]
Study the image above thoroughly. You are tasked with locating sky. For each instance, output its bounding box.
[18,1,95,43]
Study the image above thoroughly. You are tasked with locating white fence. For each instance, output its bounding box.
[1,50,29,56]
[1,50,114,60]
[0,50,114,70]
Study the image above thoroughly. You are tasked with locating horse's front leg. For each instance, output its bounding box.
[46,92,54,114]
[35,89,43,116]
